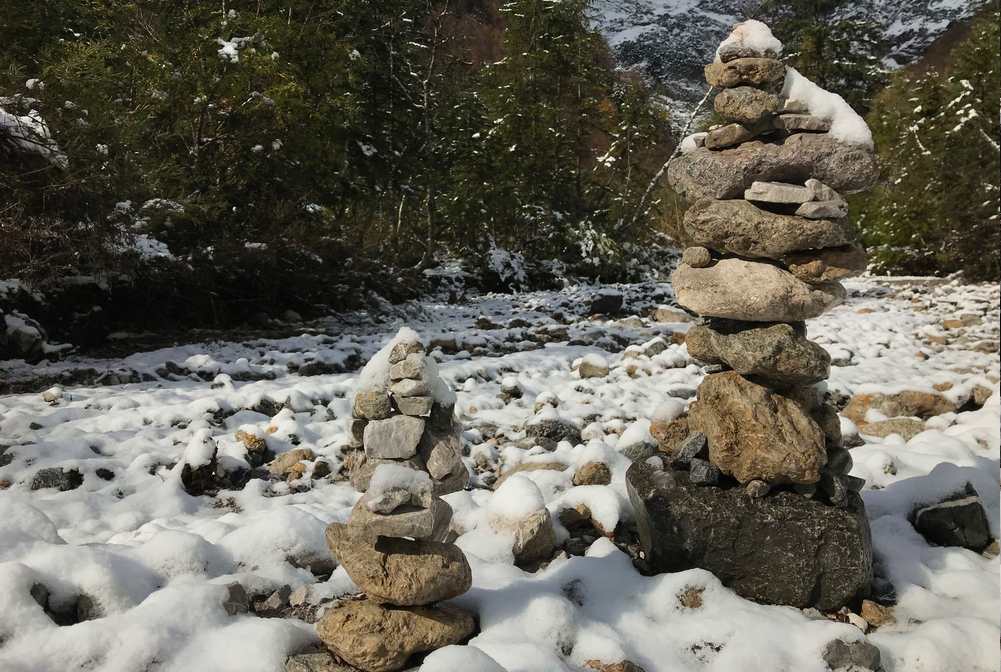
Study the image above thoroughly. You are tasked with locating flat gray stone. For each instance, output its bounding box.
[390,378,429,397]
[667,133,878,200]
[350,494,452,540]
[706,122,762,150]
[682,198,855,258]
[685,322,831,386]
[796,200,848,219]
[363,415,426,459]
[672,259,845,322]
[744,180,814,204]
[805,178,841,202]
[350,455,426,492]
[775,114,831,132]
[714,86,781,125]
[389,352,426,381]
[395,395,433,417]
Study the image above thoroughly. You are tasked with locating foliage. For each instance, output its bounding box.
[855,7,1000,280]
[754,0,888,113]
[0,0,674,332]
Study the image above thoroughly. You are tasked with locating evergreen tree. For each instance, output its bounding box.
[755,0,888,113]
[857,7,1000,280]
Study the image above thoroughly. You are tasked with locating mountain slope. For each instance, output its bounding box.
[590,0,988,127]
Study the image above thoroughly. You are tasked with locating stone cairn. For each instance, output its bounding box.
[316,329,474,672]
[628,21,879,612]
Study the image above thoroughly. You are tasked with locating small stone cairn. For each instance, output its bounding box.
[317,329,474,672]
[628,20,879,611]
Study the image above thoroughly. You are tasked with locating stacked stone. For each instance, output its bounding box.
[627,21,877,612]
[347,334,469,496]
[317,331,474,672]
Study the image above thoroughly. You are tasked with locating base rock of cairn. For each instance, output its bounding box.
[317,328,474,672]
[627,20,875,610]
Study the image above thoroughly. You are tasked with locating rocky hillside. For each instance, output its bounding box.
[590,0,987,126]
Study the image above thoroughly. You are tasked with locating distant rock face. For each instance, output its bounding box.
[589,0,979,128]
[627,462,873,610]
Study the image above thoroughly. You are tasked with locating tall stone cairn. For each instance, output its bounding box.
[628,21,878,611]
[317,330,474,672]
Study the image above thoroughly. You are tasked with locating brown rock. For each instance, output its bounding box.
[316,598,474,672]
[667,133,879,201]
[973,384,994,407]
[510,509,557,567]
[843,390,957,425]
[269,448,317,477]
[681,246,713,268]
[573,461,612,486]
[689,372,826,484]
[860,599,895,628]
[651,416,689,456]
[389,339,424,364]
[774,114,831,132]
[235,430,268,455]
[685,322,831,387]
[325,523,471,606]
[672,259,846,322]
[858,418,926,440]
[705,57,785,90]
[705,122,767,150]
[284,652,357,671]
[353,390,393,421]
[713,86,780,125]
[783,245,868,284]
[682,198,856,259]
[585,661,647,672]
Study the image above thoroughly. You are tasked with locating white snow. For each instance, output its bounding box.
[0,106,68,168]
[367,463,432,501]
[715,19,783,60]
[0,275,997,671]
[615,418,653,453]
[489,475,546,523]
[782,67,874,148]
[679,132,707,154]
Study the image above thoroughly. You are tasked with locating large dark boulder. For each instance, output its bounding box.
[626,461,872,610]
[912,484,992,552]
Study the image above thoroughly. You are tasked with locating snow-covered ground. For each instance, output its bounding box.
[0,276,998,672]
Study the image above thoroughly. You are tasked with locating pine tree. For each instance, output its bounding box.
[755,0,888,113]
[857,7,1000,280]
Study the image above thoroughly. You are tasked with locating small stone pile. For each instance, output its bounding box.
[629,20,878,611]
[317,329,474,672]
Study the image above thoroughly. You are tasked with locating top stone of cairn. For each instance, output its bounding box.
[715,18,782,62]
